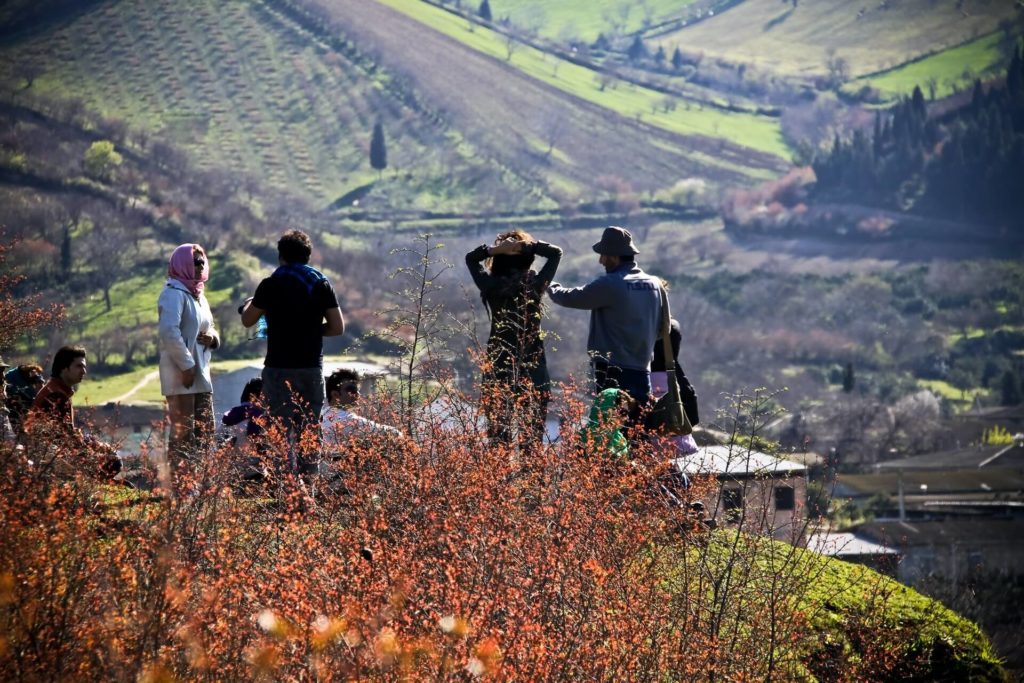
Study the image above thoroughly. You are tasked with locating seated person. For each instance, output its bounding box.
[321,368,402,456]
[221,377,265,449]
[0,356,13,443]
[27,346,120,478]
[5,362,45,438]
[580,387,636,461]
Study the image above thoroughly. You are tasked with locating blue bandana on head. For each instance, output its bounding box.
[271,263,327,295]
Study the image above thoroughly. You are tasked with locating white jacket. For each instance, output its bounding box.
[158,280,218,396]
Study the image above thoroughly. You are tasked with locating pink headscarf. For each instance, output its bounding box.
[167,243,208,298]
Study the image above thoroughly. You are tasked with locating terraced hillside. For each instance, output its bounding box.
[656,0,1020,78]
[0,0,531,209]
[309,0,789,194]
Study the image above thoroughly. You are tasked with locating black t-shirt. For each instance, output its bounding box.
[252,264,340,368]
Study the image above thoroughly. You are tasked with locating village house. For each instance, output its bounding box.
[672,444,808,542]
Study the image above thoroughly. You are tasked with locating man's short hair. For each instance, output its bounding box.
[241,377,263,403]
[326,368,360,397]
[51,346,86,378]
[278,229,313,264]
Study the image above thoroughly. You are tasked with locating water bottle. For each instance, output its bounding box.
[249,315,268,341]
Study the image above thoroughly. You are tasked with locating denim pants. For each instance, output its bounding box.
[592,360,651,406]
[262,366,325,473]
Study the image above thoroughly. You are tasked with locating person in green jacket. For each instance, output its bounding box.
[580,387,636,460]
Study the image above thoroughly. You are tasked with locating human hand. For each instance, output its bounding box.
[197,332,215,348]
[490,240,523,256]
[182,367,196,388]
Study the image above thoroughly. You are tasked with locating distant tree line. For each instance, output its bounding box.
[812,44,1024,232]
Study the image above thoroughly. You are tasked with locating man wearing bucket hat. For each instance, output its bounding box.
[548,226,663,406]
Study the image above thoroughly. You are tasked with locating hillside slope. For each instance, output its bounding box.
[656,0,1020,78]
[306,0,788,194]
[0,0,534,210]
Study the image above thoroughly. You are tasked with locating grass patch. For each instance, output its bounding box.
[493,0,699,43]
[78,365,164,406]
[918,379,991,407]
[848,31,1009,102]
[375,0,789,161]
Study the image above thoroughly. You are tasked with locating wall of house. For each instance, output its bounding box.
[899,539,1024,584]
[698,474,808,543]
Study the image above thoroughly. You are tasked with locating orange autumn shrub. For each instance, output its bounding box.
[0,375,822,681]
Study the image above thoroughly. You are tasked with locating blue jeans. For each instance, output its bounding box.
[593,360,651,406]
[262,367,325,473]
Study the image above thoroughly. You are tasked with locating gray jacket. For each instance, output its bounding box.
[548,262,662,371]
[158,280,218,396]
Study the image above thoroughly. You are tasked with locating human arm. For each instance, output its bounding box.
[222,404,250,427]
[531,241,562,288]
[197,297,220,349]
[316,279,344,337]
[323,306,345,337]
[240,297,264,328]
[465,244,492,291]
[547,275,614,310]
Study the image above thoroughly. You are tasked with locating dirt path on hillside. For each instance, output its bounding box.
[109,370,160,404]
[317,0,786,191]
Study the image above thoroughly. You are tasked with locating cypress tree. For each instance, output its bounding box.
[842,362,855,393]
[370,121,387,178]
[671,46,684,70]
[478,0,492,22]
[627,35,649,62]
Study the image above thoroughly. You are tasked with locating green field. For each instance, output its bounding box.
[656,0,1018,78]
[76,354,393,406]
[847,31,1010,102]
[485,0,698,43]
[918,379,992,408]
[376,0,789,160]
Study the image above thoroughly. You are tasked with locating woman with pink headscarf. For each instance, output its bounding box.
[157,243,219,483]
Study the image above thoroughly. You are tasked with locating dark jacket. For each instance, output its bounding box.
[465,241,561,382]
[652,319,700,425]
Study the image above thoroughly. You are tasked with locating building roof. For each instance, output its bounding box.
[672,444,807,478]
[875,442,1024,471]
[957,404,1024,423]
[806,531,900,557]
[833,470,1024,498]
[855,518,1024,548]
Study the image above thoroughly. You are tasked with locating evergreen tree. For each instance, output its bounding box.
[478,0,492,22]
[627,35,648,62]
[654,45,666,66]
[842,362,855,393]
[671,46,684,70]
[370,121,387,178]
[1001,371,1022,406]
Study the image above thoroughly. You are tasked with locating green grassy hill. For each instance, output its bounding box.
[846,29,1012,102]
[656,0,1019,78]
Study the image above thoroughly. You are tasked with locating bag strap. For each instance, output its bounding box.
[660,287,693,433]
[660,287,680,403]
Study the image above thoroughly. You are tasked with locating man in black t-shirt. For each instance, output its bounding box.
[241,230,344,473]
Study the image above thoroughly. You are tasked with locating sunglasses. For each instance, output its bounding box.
[344,384,359,394]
